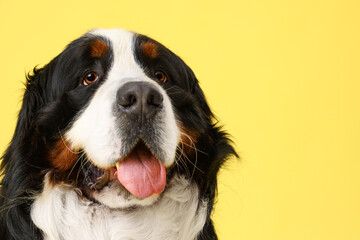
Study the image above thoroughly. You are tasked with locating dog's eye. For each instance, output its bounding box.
[154,70,167,83]
[82,72,99,85]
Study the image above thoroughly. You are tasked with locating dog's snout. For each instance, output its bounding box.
[116,82,163,120]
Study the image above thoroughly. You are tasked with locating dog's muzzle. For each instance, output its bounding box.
[81,81,171,199]
[114,81,169,163]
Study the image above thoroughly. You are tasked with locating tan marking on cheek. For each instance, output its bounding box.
[90,39,108,57]
[141,41,158,59]
[49,140,79,171]
[178,125,200,155]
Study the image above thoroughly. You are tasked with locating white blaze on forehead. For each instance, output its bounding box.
[91,29,146,81]
[66,29,179,168]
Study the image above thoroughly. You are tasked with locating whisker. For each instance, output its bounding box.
[178,144,191,175]
[76,154,89,184]
[179,145,204,175]
[58,130,81,154]
[166,91,184,95]
[164,86,178,92]
[23,160,43,170]
[178,132,205,176]
[175,145,191,176]
[178,141,208,155]
[66,151,86,181]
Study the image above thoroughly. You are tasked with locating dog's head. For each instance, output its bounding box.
[1,28,236,238]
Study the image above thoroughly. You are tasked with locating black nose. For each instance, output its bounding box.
[116,82,163,121]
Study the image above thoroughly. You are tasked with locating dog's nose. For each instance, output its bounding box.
[116,82,163,120]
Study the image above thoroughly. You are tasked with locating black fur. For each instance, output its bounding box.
[0,31,237,240]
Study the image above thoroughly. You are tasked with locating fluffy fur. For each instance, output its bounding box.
[0,29,237,240]
[31,174,207,240]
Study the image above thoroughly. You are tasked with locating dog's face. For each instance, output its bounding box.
[26,29,212,208]
[61,29,179,208]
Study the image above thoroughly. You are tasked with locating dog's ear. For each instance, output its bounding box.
[186,64,238,172]
[16,67,48,140]
[187,67,238,240]
[193,75,238,194]
[0,67,47,239]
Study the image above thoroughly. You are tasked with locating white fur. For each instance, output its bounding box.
[66,29,179,169]
[31,174,207,240]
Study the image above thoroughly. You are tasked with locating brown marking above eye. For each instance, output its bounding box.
[141,41,158,59]
[90,39,108,58]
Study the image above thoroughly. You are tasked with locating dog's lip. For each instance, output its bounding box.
[86,167,115,190]
[117,139,162,164]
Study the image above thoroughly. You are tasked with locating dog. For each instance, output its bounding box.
[0,29,237,240]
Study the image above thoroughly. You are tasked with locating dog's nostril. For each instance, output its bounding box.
[147,90,163,107]
[127,94,137,107]
[118,93,137,108]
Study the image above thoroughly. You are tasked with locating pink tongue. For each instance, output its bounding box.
[116,146,166,199]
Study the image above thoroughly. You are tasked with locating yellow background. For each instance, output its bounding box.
[1,0,360,239]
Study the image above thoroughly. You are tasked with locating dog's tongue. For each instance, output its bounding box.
[116,145,166,199]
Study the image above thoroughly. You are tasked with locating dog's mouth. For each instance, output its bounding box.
[82,141,167,199]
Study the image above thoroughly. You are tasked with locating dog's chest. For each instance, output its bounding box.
[30,176,207,240]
